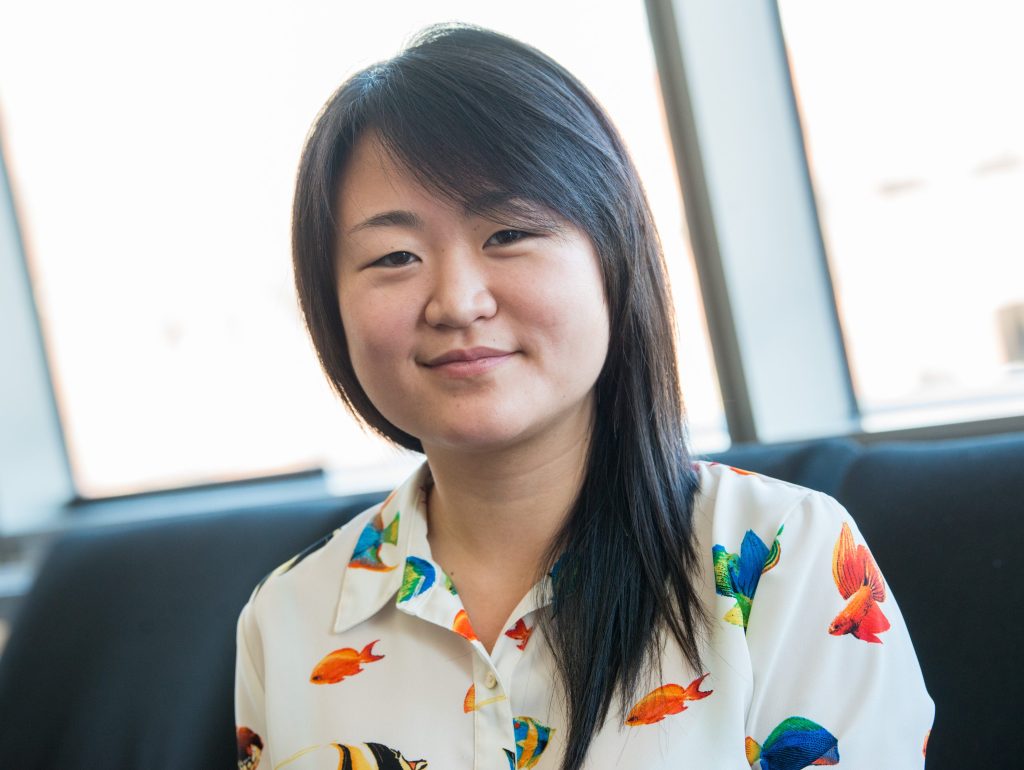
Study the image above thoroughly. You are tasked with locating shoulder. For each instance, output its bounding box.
[694,459,833,533]
[693,459,855,570]
[245,500,386,608]
[234,501,388,704]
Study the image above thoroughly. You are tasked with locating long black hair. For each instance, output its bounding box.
[291,24,708,768]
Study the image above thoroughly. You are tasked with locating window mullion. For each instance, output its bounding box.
[647,0,858,443]
[0,145,75,534]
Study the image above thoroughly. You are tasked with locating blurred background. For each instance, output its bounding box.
[1,0,1021,650]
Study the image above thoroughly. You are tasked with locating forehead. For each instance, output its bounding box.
[336,132,564,235]
[336,133,445,226]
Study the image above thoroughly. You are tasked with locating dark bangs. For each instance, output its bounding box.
[366,31,623,234]
[337,25,650,317]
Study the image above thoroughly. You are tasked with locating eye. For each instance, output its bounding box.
[486,229,531,247]
[371,251,419,268]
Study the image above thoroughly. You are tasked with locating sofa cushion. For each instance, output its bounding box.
[703,436,862,496]
[0,492,383,770]
[837,432,1024,769]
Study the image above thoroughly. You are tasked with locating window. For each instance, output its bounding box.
[777,0,1024,431]
[0,1,725,499]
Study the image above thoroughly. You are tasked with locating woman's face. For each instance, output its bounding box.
[334,133,610,455]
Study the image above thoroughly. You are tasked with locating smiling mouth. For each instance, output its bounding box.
[424,347,514,367]
[422,348,516,377]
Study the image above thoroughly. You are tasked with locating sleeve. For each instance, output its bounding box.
[743,491,934,769]
[235,596,269,770]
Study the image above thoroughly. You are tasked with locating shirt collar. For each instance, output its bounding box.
[332,461,432,634]
[332,460,557,636]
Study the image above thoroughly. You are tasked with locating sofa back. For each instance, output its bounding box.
[709,432,1024,769]
[0,433,1019,768]
[0,493,380,769]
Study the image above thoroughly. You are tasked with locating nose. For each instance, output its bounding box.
[423,252,497,328]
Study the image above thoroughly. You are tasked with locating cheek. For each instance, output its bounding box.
[339,291,413,389]
[516,275,610,374]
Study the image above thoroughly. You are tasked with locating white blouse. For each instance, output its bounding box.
[235,460,934,770]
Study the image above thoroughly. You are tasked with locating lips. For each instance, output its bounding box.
[421,347,517,379]
[424,347,514,366]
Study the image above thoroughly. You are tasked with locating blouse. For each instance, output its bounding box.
[235,460,934,770]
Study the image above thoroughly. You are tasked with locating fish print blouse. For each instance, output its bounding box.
[235,460,934,770]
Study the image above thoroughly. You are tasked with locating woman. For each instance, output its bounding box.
[235,24,933,770]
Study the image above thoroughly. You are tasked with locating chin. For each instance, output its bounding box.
[415,414,537,454]
[428,427,527,454]
[390,397,592,456]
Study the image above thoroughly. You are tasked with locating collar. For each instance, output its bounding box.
[333,461,432,633]
[332,460,555,637]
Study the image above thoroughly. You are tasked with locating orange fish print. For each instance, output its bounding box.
[829,522,890,644]
[707,461,756,476]
[625,673,713,726]
[310,640,384,684]
[237,726,263,770]
[453,609,478,642]
[505,618,533,651]
[463,682,506,713]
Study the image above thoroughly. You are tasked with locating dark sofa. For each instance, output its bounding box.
[0,432,1019,768]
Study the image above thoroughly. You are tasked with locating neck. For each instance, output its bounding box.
[421,406,592,587]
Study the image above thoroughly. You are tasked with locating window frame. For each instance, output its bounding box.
[1,1,1022,538]
[646,0,1023,446]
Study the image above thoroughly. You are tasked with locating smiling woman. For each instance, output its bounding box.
[335,132,609,455]
[236,23,932,770]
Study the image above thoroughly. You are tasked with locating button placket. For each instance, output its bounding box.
[471,650,515,770]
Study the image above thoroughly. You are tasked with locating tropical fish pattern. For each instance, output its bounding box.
[505,618,533,650]
[464,683,507,713]
[310,640,384,684]
[829,522,890,643]
[235,461,934,770]
[276,742,426,770]
[745,716,839,769]
[625,673,713,726]
[707,461,757,476]
[452,609,478,642]
[713,527,783,629]
[513,717,554,769]
[350,511,401,571]
[237,726,263,770]
[335,742,426,770]
[398,556,436,602]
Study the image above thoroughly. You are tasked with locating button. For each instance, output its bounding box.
[484,671,498,689]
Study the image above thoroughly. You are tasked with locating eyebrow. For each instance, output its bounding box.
[345,197,563,237]
[347,210,425,236]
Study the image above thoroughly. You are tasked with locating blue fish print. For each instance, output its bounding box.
[746,716,839,769]
[350,511,401,572]
[398,556,436,602]
[513,716,554,769]
[712,526,783,630]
